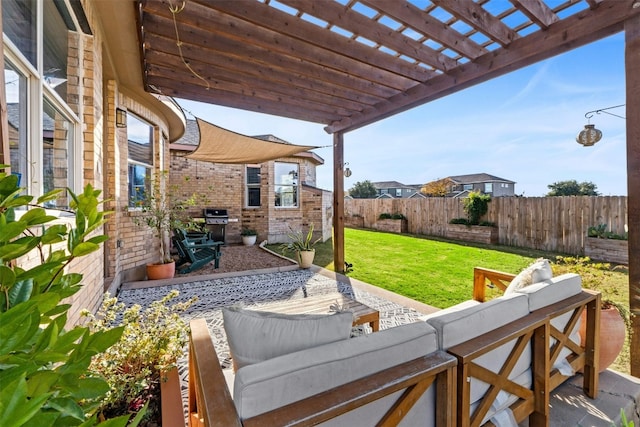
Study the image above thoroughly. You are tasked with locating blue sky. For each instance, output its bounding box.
[177,33,627,197]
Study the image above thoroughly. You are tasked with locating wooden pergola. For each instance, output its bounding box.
[135,0,640,375]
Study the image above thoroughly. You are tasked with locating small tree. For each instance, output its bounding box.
[349,180,377,198]
[132,172,206,263]
[421,178,451,197]
[547,180,599,196]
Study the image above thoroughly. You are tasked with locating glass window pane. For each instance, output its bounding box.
[43,0,73,100]
[2,0,38,67]
[247,188,260,207]
[484,183,493,193]
[247,167,260,184]
[127,114,153,165]
[274,162,298,207]
[128,164,150,207]
[43,99,73,208]
[5,61,28,185]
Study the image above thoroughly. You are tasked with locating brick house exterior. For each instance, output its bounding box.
[169,120,332,245]
[1,1,333,326]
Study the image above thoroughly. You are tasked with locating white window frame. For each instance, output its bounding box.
[274,162,299,208]
[3,3,82,200]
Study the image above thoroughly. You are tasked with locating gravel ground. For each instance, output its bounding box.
[177,244,296,277]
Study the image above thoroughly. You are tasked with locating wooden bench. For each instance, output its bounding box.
[173,229,223,274]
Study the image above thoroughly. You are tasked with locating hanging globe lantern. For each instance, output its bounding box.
[576,124,602,146]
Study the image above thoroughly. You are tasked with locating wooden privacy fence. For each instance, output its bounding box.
[344,196,627,256]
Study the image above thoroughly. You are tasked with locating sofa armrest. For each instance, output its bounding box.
[243,351,457,427]
[447,310,550,427]
[189,318,242,427]
[473,267,515,302]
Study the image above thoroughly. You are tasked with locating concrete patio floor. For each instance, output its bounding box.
[120,260,640,426]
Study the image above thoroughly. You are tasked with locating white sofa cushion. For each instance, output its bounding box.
[234,321,439,426]
[514,273,582,311]
[505,258,553,295]
[426,293,531,420]
[514,273,583,375]
[426,293,529,350]
[222,306,353,370]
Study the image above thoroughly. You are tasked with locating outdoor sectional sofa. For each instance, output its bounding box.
[187,268,600,427]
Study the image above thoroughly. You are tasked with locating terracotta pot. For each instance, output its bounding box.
[297,250,315,268]
[147,261,176,280]
[579,306,626,372]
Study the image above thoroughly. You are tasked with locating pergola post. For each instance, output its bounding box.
[333,132,345,274]
[625,13,640,377]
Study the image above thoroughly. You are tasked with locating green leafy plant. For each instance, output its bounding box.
[378,213,392,220]
[449,192,492,226]
[0,166,141,426]
[553,256,631,331]
[84,290,196,424]
[131,172,206,264]
[462,191,491,225]
[241,228,257,236]
[587,223,628,240]
[281,223,321,253]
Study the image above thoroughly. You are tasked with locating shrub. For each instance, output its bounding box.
[0,169,141,426]
[378,213,392,220]
[462,191,491,225]
[84,291,196,424]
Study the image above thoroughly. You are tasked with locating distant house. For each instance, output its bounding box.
[445,173,516,197]
[372,181,422,198]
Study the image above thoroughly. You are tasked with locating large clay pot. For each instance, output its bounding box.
[579,306,626,372]
[147,261,176,280]
[297,250,315,268]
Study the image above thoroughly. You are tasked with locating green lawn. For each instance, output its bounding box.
[267,227,630,373]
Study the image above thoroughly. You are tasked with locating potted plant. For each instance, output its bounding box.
[553,256,630,372]
[241,228,258,246]
[281,223,321,268]
[132,173,202,279]
[84,290,196,426]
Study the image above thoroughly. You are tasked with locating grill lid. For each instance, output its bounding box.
[203,208,229,217]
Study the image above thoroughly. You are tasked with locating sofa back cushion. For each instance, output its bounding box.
[234,321,439,426]
[426,293,531,419]
[222,306,353,370]
[426,293,529,350]
[514,273,582,311]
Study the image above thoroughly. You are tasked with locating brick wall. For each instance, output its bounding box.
[170,151,332,244]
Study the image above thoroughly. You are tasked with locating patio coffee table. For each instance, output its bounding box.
[259,292,380,332]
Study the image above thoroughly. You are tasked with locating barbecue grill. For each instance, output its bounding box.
[203,208,229,243]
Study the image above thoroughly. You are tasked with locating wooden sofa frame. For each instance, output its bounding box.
[188,318,457,427]
[186,268,601,427]
[472,267,601,397]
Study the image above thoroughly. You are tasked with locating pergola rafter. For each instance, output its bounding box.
[134,0,640,377]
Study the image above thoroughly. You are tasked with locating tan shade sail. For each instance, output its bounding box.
[185,118,320,164]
